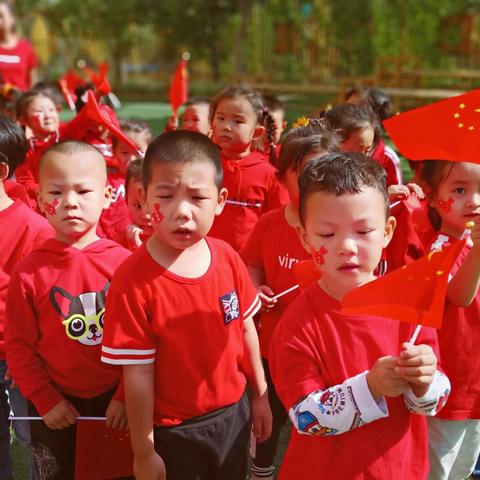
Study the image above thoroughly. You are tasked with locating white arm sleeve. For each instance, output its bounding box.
[403,370,451,416]
[289,371,389,436]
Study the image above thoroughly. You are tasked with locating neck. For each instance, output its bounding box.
[0,182,13,210]
[56,227,100,250]
[284,202,299,228]
[222,146,252,161]
[0,31,16,47]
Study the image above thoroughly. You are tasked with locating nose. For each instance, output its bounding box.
[63,191,78,208]
[173,199,192,220]
[337,236,357,256]
[469,192,480,208]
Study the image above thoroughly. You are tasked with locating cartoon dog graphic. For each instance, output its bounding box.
[50,283,109,346]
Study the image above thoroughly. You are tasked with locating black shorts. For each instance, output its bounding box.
[154,391,251,480]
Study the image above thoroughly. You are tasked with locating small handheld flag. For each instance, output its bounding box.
[169,53,190,116]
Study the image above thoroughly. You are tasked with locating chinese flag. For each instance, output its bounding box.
[384,89,480,163]
[169,58,188,116]
[59,70,85,110]
[85,62,112,96]
[75,420,133,480]
[341,239,465,328]
[292,259,321,290]
[84,91,140,154]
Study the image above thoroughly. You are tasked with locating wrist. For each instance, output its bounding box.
[410,384,430,398]
[366,371,382,400]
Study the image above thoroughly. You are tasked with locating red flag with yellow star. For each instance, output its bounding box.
[169,56,189,116]
[384,89,480,162]
[341,239,465,328]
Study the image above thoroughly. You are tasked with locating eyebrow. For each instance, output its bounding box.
[449,180,469,185]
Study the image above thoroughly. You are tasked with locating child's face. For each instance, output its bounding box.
[269,109,286,144]
[23,96,59,139]
[142,159,227,251]
[430,161,480,238]
[211,98,264,157]
[38,151,111,246]
[0,4,14,34]
[341,126,375,155]
[127,180,151,229]
[115,131,150,175]
[182,104,211,136]
[298,187,395,300]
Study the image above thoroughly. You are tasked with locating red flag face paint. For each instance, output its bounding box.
[438,197,454,213]
[44,198,59,216]
[312,246,328,266]
[152,203,164,224]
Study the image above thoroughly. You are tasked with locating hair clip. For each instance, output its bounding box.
[292,116,310,129]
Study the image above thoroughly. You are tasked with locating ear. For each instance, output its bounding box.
[50,286,74,318]
[253,124,265,140]
[215,187,228,216]
[0,162,9,181]
[422,182,436,207]
[36,188,46,215]
[282,120,287,130]
[296,223,313,255]
[383,215,396,248]
[103,184,113,210]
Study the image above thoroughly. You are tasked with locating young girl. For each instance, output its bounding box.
[262,94,287,166]
[14,90,92,199]
[242,119,339,480]
[114,158,152,251]
[208,86,288,251]
[420,159,480,480]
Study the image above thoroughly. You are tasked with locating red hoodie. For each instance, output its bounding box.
[208,151,289,251]
[0,200,54,359]
[5,238,130,415]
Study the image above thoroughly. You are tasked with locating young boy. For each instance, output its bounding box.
[5,141,130,480]
[269,152,451,479]
[0,115,53,479]
[101,130,272,480]
[165,97,212,136]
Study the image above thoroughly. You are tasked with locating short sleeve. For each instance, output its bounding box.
[101,270,156,365]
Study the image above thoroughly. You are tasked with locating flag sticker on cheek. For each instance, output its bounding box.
[152,203,164,224]
[44,198,59,216]
[312,246,328,266]
[438,197,454,213]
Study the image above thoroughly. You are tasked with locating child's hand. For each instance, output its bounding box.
[258,285,277,312]
[468,217,480,249]
[406,182,425,199]
[395,342,437,397]
[387,183,425,202]
[105,399,128,430]
[367,356,409,399]
[251,391,272,443]
[43,398,79,430]
[133,451,166,480]
[164,115,178,132]
[4,368,16,388]
[126,224,144,248]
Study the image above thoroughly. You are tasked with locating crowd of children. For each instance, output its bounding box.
[0,75,479,480]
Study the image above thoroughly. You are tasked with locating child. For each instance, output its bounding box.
[114,158,153,251]
[0,115,53,479]
[13,89,92,199]
[208,86,288,251]
[5,141,130,480]
[325,103,400,187]
[262,94,286,166]
[242,118,339,480]
[101,130,272,480]
[99,119,151,241]
[165,97,212,136]
[419,159,480,480]
[269,152,450,479]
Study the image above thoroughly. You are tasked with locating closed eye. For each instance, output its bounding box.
[317,233,334,238]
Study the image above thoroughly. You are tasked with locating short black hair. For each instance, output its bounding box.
[324,104,377,142]
[298,151,388,225]
[0,114,28,177]
[143,130,222,190]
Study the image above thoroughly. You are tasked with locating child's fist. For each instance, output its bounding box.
[105,399,128,430]
[467,217,480,248]
[395,342,437,397]
[367,356,409,399]
[43,398,79,430]
[258,285,277,312]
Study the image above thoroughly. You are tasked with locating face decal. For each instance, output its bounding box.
[44,198,59,216]
[312,245,328,266]
[438,197,454,213]
[152,202,164,224]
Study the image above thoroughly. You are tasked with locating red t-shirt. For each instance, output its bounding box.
[0,39,36,91]
[0,200,54,359]
[208,151,289,251]
[241,207,310,358]
[370,138,400,187]
[429,232,480,420]
[98,170,129,240]
[270,283,440,480]
[5,238,130,415]
[101,237,261,426]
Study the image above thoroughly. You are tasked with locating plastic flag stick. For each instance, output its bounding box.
[9,416,106,421]
[272,284,299,300]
